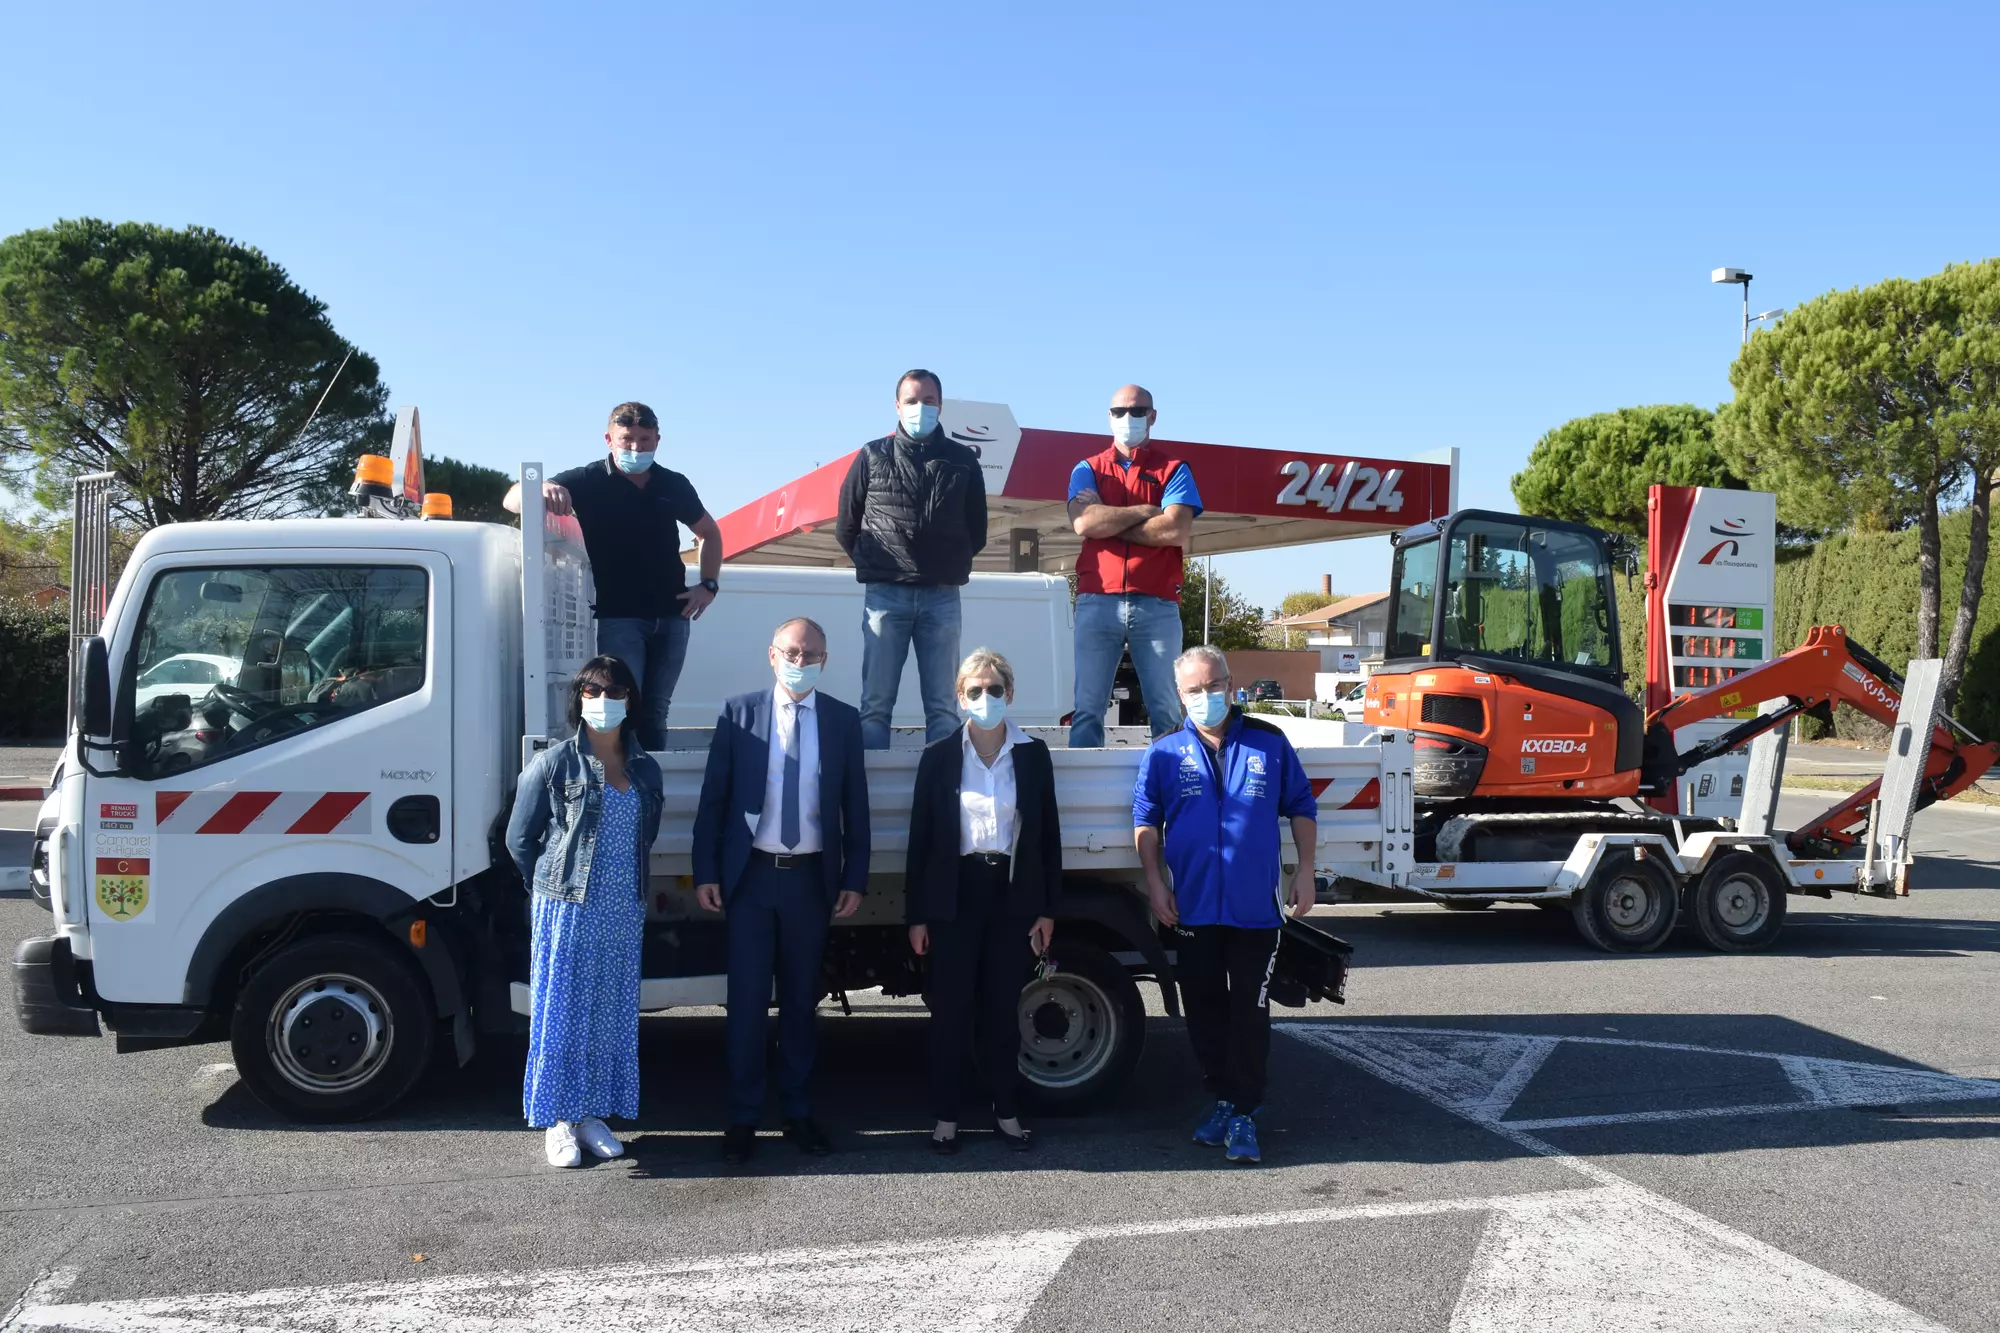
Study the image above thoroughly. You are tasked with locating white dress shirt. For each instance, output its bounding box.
[959,720,1028,856]
[752,686,822,854]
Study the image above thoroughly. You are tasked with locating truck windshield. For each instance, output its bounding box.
[1438,519,1615,675]
[1387,537,1438,660]
[127,564,428,779]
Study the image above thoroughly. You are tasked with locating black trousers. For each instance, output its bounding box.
[1176,924,1280,1113]
[926,854,1034,1121]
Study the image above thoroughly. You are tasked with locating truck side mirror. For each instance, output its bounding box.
[80,636,111,738]
[77,636,127,778]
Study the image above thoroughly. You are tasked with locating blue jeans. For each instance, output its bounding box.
[1070,592,1184,748]
[859,583,962,750]
[595,615,691,750]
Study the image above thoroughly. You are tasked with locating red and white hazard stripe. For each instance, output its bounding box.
[155,790,371,835]
[1309,776,1381,810]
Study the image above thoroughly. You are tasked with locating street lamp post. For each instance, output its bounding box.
[1713,267,1753,344]
[1712,267,1784,343]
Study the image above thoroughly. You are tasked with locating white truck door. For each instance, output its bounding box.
[517,463,594,760]
[83,549,454,1004]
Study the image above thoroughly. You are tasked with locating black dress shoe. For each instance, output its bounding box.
[997,1125,1033,1153]
[721,1123,758,1164]
[931,1132,961,1156]
[784,1117,833,1155]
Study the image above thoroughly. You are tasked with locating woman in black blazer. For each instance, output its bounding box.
[906,647,1061,1154]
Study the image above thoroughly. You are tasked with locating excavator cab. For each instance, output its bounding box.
[1368,510,1647,800]
[1385,509,1623,682]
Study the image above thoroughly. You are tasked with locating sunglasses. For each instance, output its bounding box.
[579,682,631,700]
[962,683,1006,700]
[1108,405,1152,418]
[774,648,827,665]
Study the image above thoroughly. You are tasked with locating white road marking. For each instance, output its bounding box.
[1450,1185,1948,1333]
[1501,1100,1890,1131]
[0,1192,1597,1333]
[1306,1023,2000,1125]
[8,1026,1977,1333]
[1283,1024,1956,1333]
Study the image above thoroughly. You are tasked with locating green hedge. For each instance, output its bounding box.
[0,598,71,740]
[1611,509,2000,739]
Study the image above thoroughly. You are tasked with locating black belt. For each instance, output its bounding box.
[962,852,1010,868]
[752,849,823,870]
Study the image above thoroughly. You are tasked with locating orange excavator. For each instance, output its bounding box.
[1363,509,1999,864]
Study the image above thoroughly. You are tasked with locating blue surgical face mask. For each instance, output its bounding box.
[776,659,821,695]
[612,448,655,475]
[581,696,627,732]
[899,402,939,438]
[965,692,1007,728]
[1184,689,1231,728]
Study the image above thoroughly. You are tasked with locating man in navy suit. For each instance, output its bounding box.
[694,616,870,1162]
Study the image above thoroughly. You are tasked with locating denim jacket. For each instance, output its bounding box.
[505,731,665,904]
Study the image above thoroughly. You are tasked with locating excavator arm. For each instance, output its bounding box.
[1640,626,2000,853]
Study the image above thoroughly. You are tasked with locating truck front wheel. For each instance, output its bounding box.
[229,933,434,1122]
[1016,939,1145,1115]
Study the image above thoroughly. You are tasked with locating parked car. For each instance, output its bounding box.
[133,652,239,712]
[1325,679,1367,720]
[1248,678,1284,702]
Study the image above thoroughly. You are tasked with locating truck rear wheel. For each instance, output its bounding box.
[1016,939,1144,1115]
[1687,853,1787,952]
[1571,851,1678,953]
[229,933,434,1123]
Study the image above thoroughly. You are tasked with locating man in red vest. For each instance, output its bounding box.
[1066,384,1203,747]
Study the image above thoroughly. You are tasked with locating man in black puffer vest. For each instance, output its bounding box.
[835,368,987,749]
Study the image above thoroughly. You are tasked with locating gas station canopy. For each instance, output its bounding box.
[712,400,1457,572]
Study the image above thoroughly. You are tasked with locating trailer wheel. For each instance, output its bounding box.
[1016,939,1144,1115]
[229,933,434,1123]
[1571,852,1678,953]
[1687,853,1787,952]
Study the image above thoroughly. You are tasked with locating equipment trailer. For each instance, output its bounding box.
[1341,499,1998,953]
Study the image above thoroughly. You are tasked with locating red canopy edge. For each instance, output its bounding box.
[711,400,1454,572]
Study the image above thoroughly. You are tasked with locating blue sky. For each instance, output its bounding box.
[4,0,1996,611]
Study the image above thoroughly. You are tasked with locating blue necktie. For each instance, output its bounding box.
[781,701,801,850]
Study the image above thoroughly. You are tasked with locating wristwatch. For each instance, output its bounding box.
[700,578,719,594]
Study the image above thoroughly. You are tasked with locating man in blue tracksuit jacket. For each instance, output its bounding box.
[1134,645,1317,1164]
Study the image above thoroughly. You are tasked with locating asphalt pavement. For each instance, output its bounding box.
[2,796,1998,1331]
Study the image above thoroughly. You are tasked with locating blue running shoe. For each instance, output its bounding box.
[1224,1114,1261,1164]
[1192,1100,1234,1146]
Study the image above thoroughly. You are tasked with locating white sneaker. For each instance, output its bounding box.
[576,1116,624,1159]
[545,1122,583,1168]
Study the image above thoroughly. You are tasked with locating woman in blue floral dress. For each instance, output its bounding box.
[505,655,664,1167]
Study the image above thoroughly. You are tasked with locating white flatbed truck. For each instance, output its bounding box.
[12,465,1415,1121]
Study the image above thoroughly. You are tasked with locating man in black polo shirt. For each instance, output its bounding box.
[505,401,723,749]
